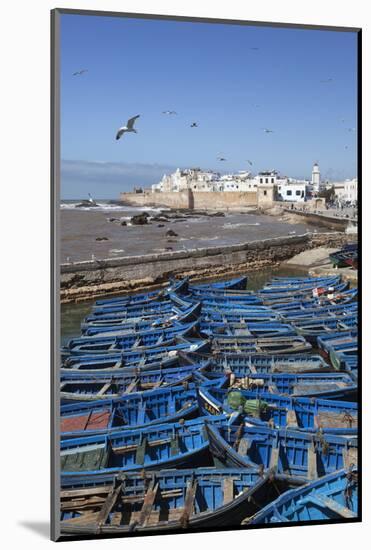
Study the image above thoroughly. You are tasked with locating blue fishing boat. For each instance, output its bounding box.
[212,335,312,354]
[60,385,199,438]
[62,338,210,370]
[205,422,357,478]
[81,303,201,335]
[202,308,279,323]
[278,302,357,321]
[200,321,296,338]
[62,321,199,356]
[209,371,357,400]
[260,282,349,304]
[198,386,358,435]
[60,362,210,403]
[191,275,248,291]
[249,468,358,524]
[268,288,357,311]
[60,467,301,534]
[61,415,226,474]
[207,353,331,375]
[94,278,189,307]
[292,314,358,343]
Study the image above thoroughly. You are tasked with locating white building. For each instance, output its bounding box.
[333,178,358,204]
[254,170,307,202]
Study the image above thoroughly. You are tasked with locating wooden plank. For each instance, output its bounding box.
[180,479,198,526]
[303,495,357,518]
[138,480,159,527]
[237,437,251,456]
[96,482,124,527]
[307,443,318,479]
[343,447,358,469]
[97,382,112,397]
[269,446,280,471]
[223,478,234,504]
[286,409,299,428]
[125,378,138,394]
[135,436,147,465]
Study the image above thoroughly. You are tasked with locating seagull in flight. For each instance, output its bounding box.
[73,69,88,76]
[217,155,227,161]
[320,78,333,83]
[246,160,253,166]
[190,122,199,127]
[262,128,274,133]
[346,127,356,132]
[162,110,177,115]
[116,115,140,140]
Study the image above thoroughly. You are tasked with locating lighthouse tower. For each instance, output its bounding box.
[311,162,321,194]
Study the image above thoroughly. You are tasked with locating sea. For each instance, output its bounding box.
[60,199,324,264]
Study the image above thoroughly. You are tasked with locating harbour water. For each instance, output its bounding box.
[61,264,309,345]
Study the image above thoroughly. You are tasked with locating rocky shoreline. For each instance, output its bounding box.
[60,231,356,304]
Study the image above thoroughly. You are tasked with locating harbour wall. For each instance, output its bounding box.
[283,209,354,231]
[60,232,355,303]
[120,190,257,210]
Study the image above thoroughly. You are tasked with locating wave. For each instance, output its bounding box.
[60,201,168,213]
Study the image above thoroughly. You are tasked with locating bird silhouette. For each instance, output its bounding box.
[116,115,140,140]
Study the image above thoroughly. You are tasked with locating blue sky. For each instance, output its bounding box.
[60,14,358,199]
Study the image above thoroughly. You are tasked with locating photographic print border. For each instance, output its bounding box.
[51,8,362,542]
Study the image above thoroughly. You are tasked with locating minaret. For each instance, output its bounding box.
[311,162,321,193]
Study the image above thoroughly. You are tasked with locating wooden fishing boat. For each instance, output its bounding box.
[268,288,357,311]
[259,282,349,304]
[205,422,357,478]
[60,467,302,535]
[212,335,312,355]
[82,303,201,335]
[60,362,209,403]
[60,385,200,438]
[85,297,194,321]
[62,322,199,356]
[202,308,279,323]
[317,332,358,370]
[200,321,296,338]
[278,302,357,321]
[330,249,358,269]
[292,314,358,343]
[191,275,248,291]
[260,276,341,294]
[248,468,358,524]
[198,386,358,435]
[209,371,357,400]
[61,415,226,475]
[94,278,189,308]
[207,353,331,375]
[62,339,210,370]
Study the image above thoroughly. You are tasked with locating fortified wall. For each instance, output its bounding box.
[60,232,355,303]
[120,189,257,210]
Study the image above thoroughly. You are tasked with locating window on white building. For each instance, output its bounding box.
[265,178,268,184]
[296,190,301,196]
[260,178,263,184]
[271,178,274,183]
[287,190,292,196]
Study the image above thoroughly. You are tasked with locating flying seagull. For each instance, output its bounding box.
[217,155,227,161]
[346,127,356,132]
[162,110,177,115]
[262,128,274,133]
[73,69,88,76]
[250,47,259,50]
[246,160,253,166]
[320,78,333,83]
[116,115,140,140]
[190,122,199,127]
